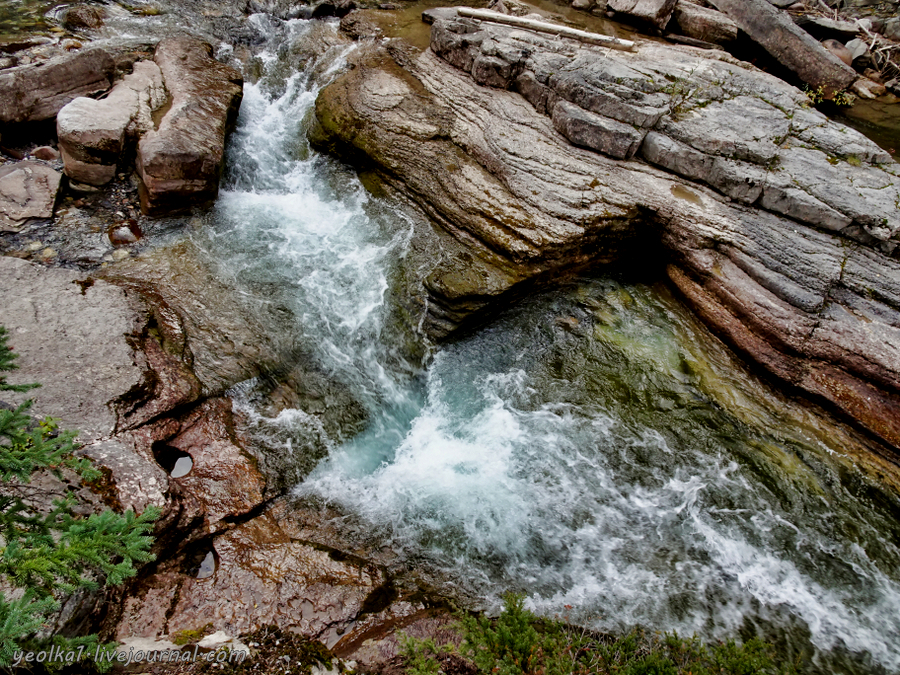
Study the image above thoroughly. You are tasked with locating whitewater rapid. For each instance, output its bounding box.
[191,16,900,674]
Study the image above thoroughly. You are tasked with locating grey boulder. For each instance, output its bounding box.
[0,161,61,231]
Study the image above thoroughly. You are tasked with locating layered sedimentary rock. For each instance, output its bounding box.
[57,61,167,186]
[0,47,115,124]
[136,38,243,216]
[312,12,900,450]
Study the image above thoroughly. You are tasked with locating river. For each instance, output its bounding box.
[5,3,900,671]
[177,16,900,674]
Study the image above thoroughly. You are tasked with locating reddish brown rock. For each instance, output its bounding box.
[0,47,115,124]
[116,504,390,644]
[822,38,853,67]
[136,38,243,216]
[164,398,266,526]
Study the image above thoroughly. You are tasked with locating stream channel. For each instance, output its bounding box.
[6,4,900,672]
[179,16,900,674]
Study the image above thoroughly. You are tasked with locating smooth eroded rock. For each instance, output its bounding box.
[0,47,115,124]
[136,38,243,216]
[58,61,167,186]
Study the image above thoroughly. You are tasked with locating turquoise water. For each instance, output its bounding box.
[176,15,900,675]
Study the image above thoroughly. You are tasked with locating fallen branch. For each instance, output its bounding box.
[455,7,637,51]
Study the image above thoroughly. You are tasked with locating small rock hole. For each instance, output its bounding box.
[152,440,193,477]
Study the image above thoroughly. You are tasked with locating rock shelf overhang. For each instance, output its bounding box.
[311,10,900,452]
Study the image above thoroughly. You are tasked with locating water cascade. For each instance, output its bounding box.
[182,16,900,674]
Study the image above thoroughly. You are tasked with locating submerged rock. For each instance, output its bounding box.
[312,12,900,450]
[136,38,243,216]
[61,4,106,31]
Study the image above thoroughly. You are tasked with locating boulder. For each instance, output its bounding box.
[136,38,243,216]
[57,60,166,186]
[884,17,900,41]
[844,37,872,68]
[0,161,61,231]
[794,15,860,42]
[608,0,677,30]
[61,4,105,31]
[0,47,115,124]
[32,145,60,161]
[672,1,737,44]
[311,16,900,450]
[822,39,852,67]
[706,0,857,96]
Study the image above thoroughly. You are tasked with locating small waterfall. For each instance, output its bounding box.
[191,16,900,674]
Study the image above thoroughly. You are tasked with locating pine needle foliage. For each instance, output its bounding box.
[0,326,159,668]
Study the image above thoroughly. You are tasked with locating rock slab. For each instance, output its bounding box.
[0,47,115,124]
[608,0,678,29]
[0,161,61,231]
[706,0,857,96]
[136,38,243,216]
[313,16,900,451]
[58,61,167,187]
[672,1,737,44]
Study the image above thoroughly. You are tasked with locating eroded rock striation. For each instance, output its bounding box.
[312,12,900,450]
[137,38,243,216]
[0,47,116,124]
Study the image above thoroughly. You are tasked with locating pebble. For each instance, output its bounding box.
[32,145,59,161]
[109,225,138,245]
[25,241,44,251]
[40,247,57,259]
[111,248,131,261]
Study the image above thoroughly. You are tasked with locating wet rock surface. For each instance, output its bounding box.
[114,498,432,651]
[313,13,900,450]
[136,38,243,216]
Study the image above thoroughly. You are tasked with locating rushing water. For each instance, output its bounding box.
[183,16,900,674]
